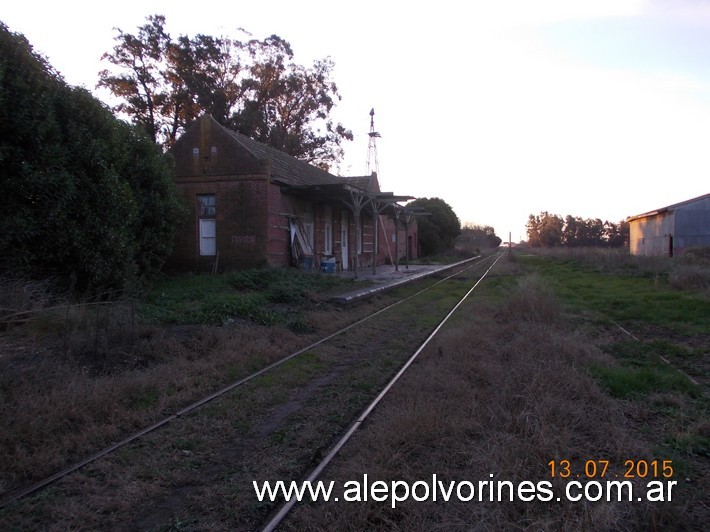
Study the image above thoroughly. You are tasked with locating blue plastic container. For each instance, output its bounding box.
[320,261,336,273]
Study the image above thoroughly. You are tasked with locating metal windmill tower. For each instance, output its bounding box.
[366,108,381,176]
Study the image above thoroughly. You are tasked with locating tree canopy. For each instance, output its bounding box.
[408,198,461,256]
[457,224,502,251]
[99,15,353,170]
[0,22,185,292]
[526,212,628,248]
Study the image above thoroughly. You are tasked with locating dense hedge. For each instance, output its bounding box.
[0,22,185,292]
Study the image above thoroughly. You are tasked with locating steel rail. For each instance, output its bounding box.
[261,253,502,531]
[0,255,494,509]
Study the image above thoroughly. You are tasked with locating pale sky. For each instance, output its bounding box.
[4,0,710,241]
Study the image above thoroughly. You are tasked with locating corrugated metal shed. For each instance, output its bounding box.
[627,193,710,256]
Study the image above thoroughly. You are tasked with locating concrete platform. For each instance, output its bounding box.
[330,257,479,304]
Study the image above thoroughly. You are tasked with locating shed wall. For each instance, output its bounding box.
[629,195,710,256]
[629,212,674,256]
[674,210,710,252]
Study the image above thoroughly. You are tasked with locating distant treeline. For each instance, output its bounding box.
[456,224,502,251]
[526,212,629,248]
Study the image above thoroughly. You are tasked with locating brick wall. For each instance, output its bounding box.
[166,175,270,272]
[172,115,264,178]
[166,179,420,273]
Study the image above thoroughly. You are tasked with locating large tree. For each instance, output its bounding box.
[1,22,185,292]
[99,15,352,169]
[97,15,170,144]
[408,198,461,256]
[526,212,563,247]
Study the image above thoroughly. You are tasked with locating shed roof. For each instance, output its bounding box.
[627,192,710,222]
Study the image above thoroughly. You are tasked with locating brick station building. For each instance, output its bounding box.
[166,114,418,274]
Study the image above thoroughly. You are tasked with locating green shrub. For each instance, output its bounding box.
[0,23,185,293]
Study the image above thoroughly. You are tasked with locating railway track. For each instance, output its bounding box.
[1,254,501,529]
[262,253,501,531]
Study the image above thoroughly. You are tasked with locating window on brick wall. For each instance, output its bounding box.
[198,194,216,256]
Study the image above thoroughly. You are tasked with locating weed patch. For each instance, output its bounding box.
[588,363,698,399]
[518,253,710,334]
[501,273,560,323]
[668,263,710,292]
[668,419,710,458]
[140,268,355,328]
[287,274,674,530]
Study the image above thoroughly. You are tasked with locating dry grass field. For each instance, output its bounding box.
[0,250,707,530]
[0,271,369,500]
[285,251,708,530]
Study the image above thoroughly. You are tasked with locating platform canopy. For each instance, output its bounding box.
[280,182,414,217]
[281,182,415,277]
